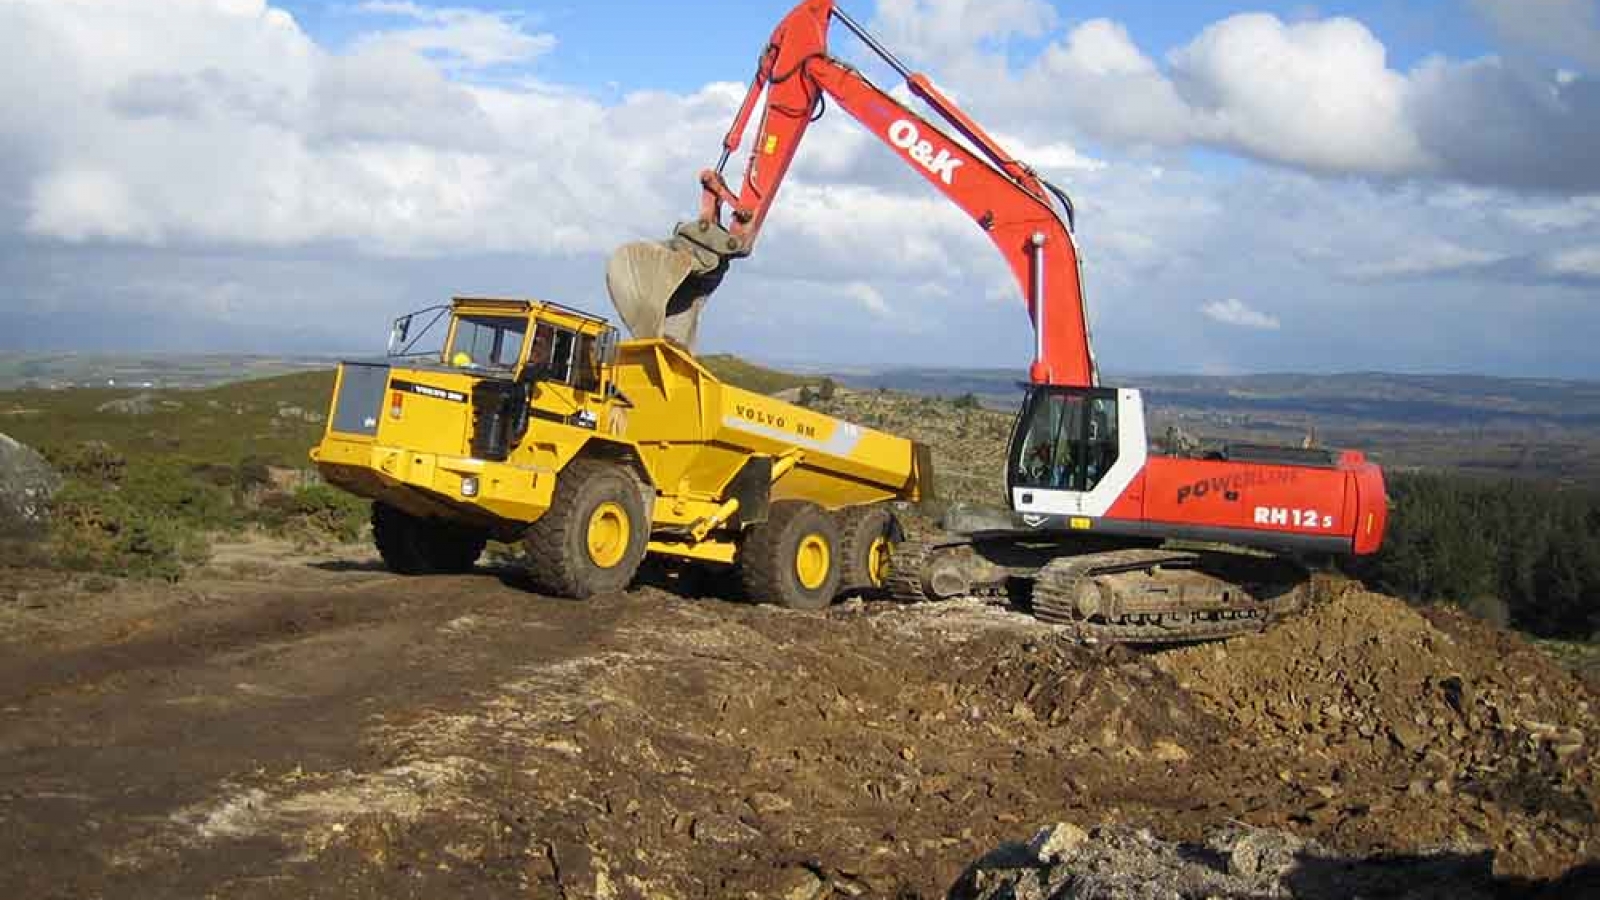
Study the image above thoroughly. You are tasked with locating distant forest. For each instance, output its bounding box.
[1350,472,1600,640]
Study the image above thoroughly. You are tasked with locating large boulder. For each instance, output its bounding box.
[0,433,62,537]
[951,821,1599,899]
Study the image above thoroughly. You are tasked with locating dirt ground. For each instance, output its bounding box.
[0,540,1595,898]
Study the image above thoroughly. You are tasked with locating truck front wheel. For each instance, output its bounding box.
[523,460,649,599]
[372,502,487,575]
[740,501,841,610]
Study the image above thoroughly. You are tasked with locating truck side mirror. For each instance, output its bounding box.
[388,315,412,355]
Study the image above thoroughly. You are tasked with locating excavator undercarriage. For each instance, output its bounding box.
[886,536,1310,645]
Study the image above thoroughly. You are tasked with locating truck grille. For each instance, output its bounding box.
[330,362,391,436]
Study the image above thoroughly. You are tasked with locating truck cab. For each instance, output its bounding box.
[313,297,622,530]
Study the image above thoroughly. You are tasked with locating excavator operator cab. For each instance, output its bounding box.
[1011,388,1120,493]
[1007,386,1148,518]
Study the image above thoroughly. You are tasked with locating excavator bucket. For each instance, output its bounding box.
[605,239,725,350]
[606,241,695,339]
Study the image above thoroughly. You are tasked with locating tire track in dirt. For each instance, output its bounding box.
[0,564,639,899]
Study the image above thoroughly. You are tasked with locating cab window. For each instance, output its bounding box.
[451,316,527,370]
[1013,391,1119,492]
[528,322,601,391]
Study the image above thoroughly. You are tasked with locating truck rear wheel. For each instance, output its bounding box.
[523,460,649,599]
[372,502,487,575]
[838,504,899,592]
[740,501,841,610]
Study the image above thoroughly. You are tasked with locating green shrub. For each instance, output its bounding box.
[45,440,126,484]
[236,456,274,491]
[46,480,209,581]
[259,484,367,543]
[120,459,234,532]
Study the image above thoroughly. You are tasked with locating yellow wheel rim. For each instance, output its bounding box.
[867,536,892,588]
[586,502,630,569]
[795,534,831,591]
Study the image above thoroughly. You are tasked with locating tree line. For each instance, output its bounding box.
[1347,471,1600,640]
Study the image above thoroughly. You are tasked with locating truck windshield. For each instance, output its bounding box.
[451,316,528,370]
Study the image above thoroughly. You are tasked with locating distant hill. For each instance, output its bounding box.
[833,368,1600,424]
[0,354,335,391]
[0,352,822,397]
[829,367,1600,486]
[699,354,823,396]
[7,353,1600,485]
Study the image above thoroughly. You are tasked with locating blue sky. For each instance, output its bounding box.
[283,1,1501,92]
[1,0,1598,377]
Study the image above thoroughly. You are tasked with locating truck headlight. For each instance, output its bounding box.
[461,476,480,498]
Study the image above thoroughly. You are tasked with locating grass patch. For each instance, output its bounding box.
[2,371,349,580]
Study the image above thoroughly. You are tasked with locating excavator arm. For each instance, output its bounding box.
[606,0,1097,387]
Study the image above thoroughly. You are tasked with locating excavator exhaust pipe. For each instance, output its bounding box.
[605,226,734,350]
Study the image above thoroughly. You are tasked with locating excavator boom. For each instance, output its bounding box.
[606,0,1096,387]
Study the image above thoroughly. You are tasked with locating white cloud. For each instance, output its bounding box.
[875,0,1056,58]
[0,0,733,255]
[355,2,555,71]
[976,11,1600,193]
[1201,298,1281,330]
[26,168,158,242]
[1541,245,1600,279]
[1170,15,1428,175]
[1503,197,1600,232]
[1024,19,1197,146]
[1344,240,1507,281]
[992,132,1105,174]
[842,281,892,317]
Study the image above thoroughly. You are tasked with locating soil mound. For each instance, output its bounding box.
[1157,587,1597,875]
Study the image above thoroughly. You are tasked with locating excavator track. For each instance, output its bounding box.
[1029,549,1303,645]
[885,539,938,603]
[889,538,1307,646]
[885,539,1007,604]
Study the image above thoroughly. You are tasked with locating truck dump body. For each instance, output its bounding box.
[611,341,924,513]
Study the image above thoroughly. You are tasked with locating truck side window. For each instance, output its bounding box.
[523,321,604,390]
[572,335,601,393]
[549,329,576,383]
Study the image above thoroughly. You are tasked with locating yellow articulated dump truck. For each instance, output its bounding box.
[310,297,931,608]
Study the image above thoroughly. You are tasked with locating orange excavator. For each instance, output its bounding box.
[608,0,1387,643]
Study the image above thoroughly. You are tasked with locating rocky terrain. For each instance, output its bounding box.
[1,540,1595,898]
